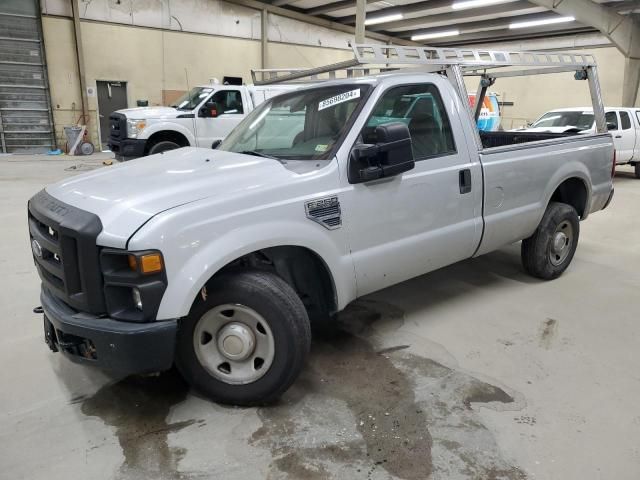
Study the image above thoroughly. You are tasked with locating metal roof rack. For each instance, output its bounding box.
[251,43,597,85]
[251,43,606,140]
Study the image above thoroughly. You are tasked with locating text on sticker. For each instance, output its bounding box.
[318,89,360,111]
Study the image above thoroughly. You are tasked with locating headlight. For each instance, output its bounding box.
[100,249,167,322]
[126,118,146,138]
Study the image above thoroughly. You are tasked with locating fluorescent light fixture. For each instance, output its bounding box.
[364,13,403,25]
[452,0,508,10]
[411,29,460,41]
[509,16,575,29]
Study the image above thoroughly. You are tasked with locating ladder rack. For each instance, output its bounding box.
[251,43,597,85]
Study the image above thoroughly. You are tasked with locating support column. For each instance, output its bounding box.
[71,0,90,136]
[622,57,640,107]
[261,9,268,69]
[355,0,366,44]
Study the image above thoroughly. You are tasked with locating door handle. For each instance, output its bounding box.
[459,168,472,194]
[614,135,622,138]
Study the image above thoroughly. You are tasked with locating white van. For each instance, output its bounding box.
[107,83,299,160]
[516,107,640,177]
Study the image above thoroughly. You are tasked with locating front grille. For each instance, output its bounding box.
[109,112,127,142]
[28,190,105,314]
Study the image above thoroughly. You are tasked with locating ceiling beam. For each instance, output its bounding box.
[271,0,297,6]
[338,0,453,24]
[429,25,596,45]
[397,11,572,38]
[367,1,543,32]
[527,0,640,58]
[221,0,420,45]
[305,0,356,16]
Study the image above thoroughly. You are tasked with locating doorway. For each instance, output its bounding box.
[97,81,128,149]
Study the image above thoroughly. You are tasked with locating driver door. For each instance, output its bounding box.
[195,88,246,148]
[340,80,483,296]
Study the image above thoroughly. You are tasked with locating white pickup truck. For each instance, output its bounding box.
[30,45,615,405]
[107,83,298,160]
[516,107,640,177]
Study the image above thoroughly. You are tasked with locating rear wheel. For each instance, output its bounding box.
[176,270,311,405]
[521,202,580,280]
[634,163,640,179]
[148,140,180,155]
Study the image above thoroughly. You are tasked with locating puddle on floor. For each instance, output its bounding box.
[252,300,526,480]
[81,369,198,479]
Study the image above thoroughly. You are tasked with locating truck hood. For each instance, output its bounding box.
[116,106,182,119]
[46,148,289,248]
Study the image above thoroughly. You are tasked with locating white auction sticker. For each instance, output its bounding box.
[318,89,360,111]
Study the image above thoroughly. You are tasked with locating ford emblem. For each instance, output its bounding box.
[31,239,43,258]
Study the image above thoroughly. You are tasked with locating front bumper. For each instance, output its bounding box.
[41,286,176,374]
[108,137,146,161]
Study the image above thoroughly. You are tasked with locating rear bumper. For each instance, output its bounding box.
[41,286,176,374]
[602,188,614,210]
[108,137,146,161]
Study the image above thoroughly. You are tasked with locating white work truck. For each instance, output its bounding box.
[516,107,640,177]
[107,83,298,160]
[30,45,615,405]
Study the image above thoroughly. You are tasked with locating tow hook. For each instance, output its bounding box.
[33,306,44,314]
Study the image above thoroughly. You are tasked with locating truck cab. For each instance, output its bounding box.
[107,83,297,160]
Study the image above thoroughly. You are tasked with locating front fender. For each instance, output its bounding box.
[139,121,196,146]
[129,217,356,320]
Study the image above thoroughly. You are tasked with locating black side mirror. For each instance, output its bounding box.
[211,139,221,149]
[348,122,415,184]
[200,102,218,118]
[607,122,617,131]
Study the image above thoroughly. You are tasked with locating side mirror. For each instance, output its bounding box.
[607,122,617,131]
[200,102,218,118]
[211,139,221,149]
[348,122,414,184]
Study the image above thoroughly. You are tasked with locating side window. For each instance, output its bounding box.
[620,111,631,130]
[210,90,244,114]
[605,111,619,130]
[363,84,456,160]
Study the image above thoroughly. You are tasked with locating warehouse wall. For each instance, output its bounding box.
[40,0,366,146]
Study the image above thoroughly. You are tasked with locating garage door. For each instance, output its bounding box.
[0,0,55,153]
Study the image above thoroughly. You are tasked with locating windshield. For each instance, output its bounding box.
[170,87,214,110]
[218,84,371,160]
[532,111,594,130]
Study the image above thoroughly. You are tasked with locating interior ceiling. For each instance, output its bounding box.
[258,0,640,46]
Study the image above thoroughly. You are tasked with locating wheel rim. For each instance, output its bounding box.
[193,304,275,385]
[549,220,574,266]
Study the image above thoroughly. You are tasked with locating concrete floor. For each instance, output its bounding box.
[1,153,639,480]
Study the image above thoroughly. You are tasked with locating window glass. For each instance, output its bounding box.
[170,87,213,110]
[362,84,455,160]
[531,111,594,130]
[620,111,631,130]
[219,85,370,160]
[210,90,244,114]
[605,111,619,129]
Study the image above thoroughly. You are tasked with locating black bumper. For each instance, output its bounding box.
[41,286,176,374]
[108,137,146,161]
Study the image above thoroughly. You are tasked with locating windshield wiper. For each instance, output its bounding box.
[240,150,279,160]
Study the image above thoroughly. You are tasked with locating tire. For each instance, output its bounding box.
[148,140,180,155]
[521,202,580,280]
[634,163,640,179]
[175,270,311,406]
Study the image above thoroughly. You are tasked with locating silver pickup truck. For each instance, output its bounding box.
[29,45,614,405]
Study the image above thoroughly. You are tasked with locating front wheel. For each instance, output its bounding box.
[176,270,311,405]
[148,140,180,155]
[521,202,580,280]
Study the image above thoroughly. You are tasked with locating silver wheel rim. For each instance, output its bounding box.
[193,304,275,385]
[549,220,574,266]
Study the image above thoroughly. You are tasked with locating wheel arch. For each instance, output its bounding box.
[548,176,590,219]
[145,129,191,153]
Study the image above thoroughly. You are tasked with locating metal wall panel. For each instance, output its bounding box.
[0,0,55,153]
